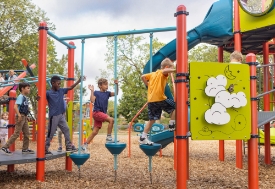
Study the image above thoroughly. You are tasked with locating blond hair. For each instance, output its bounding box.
[161,58,174,68]
[1,112,9,119]
[97,78,108,87]
[230,51,243,62]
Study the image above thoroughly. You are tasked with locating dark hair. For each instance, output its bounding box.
[51,76,61,84]
[19,82,30,92]
[97,78,108,87]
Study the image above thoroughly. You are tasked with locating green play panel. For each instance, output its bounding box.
[190,62,251,140]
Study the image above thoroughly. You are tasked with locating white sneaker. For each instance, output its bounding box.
[106,137,119,143]
[81,144,89,154]
[139,137,154,145]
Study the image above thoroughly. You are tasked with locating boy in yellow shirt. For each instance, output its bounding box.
[140,58,176,145]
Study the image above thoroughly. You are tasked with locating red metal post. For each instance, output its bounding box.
[36,21,47,181]
[263,42,271,164]
[247,53,259,189]
[66,41,75,171]
[175,5,188,189]
[20,131,23,140]
[7,90,16,172]
[234,0,243,169]
[218,46,225,161]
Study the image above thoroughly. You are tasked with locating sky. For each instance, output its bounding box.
[31,0,217,101]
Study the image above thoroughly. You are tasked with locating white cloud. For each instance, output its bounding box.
[231,92,247,108]
[205,75,227,97]
[205,103,230,125]
[215,90,247,109]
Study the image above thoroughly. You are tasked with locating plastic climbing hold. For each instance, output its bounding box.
[70,153,90,166]
[105,142,126,155]
[140,143,162,156]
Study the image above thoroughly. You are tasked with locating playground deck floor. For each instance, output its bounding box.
[0,135,275,189]
[0,150,65,166]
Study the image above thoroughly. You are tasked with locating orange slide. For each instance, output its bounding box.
[0,63,36,97]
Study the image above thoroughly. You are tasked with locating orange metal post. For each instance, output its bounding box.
[175,5,188,189]
[36,22,47,181]
[247,53,259,189]
[7,90,16,172]
[159,149,162,157]
[234,0,243,169]
[171,71,177,170]
[218,46,225,161]
[263,42,271,164]
[66,41,75,171]
[20,131,23,140]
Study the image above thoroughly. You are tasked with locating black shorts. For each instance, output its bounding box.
[148,99,175,120]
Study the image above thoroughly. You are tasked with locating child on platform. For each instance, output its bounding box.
[0,112,9,146]
[230,51,243,64]
[42,75,85,155]
[81,78,118,153]
[140,58,176,145]
[1,82,34,155]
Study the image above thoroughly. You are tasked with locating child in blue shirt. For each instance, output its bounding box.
[41,75,85,155]
[1,82,34,155]
[81,78,118,153]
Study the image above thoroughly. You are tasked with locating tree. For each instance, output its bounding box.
[100,35,165,122]
[0,0,55,69]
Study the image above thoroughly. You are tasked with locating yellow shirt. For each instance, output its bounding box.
[144,69,168,102]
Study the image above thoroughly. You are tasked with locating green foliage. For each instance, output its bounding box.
[100,35,165,122]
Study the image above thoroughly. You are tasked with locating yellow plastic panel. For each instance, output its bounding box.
[190,62,251,140]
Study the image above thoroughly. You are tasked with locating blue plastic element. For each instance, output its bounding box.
[133,123,145,132]
[58,27,176,41]
[70,153,90,167]
[149,107,191,149]
[140,143,162,157]
[105,142,126,155]
[47,30,76,49]
[133,123,165,133]
[143,0,233,100]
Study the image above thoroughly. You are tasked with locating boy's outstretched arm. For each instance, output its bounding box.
[67,76,86,91]
[141,75,149,87]
[162,68,176,75]
[88,84,96,103]
[111,80,119,97]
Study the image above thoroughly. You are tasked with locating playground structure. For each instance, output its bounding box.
[1,0,275,188]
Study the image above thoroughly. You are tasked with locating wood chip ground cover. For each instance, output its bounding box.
[0,135,275,188]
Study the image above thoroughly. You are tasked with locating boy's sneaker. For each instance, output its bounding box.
[57,147,62,152]
[45,150,53,156]
[81,144,89,154]
[139,137,154,145]
[66,145,78,152]
[1,147,12,155]
[106,137,119,143]
[22,149,35,154]
[168,123,176,132]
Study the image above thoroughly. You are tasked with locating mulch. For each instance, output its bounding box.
[0,135,275,189]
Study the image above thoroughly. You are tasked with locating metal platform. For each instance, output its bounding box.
[0,150,66,166]
[258,111,275,127]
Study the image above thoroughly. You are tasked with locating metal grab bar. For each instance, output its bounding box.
[256,88,275,98]
[256,63,275,68]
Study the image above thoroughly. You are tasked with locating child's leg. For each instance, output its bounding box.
[45,115,59,151]
[85,127,100,144]
[21,115,30,150]
[58,114,72,147]
[105,116,114,135]
[163,99,176,131]
[58,129,62,147]
[3,115,24,149]
[84,111,104,144]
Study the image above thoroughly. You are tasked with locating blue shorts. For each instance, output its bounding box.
[148,99,175,120]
